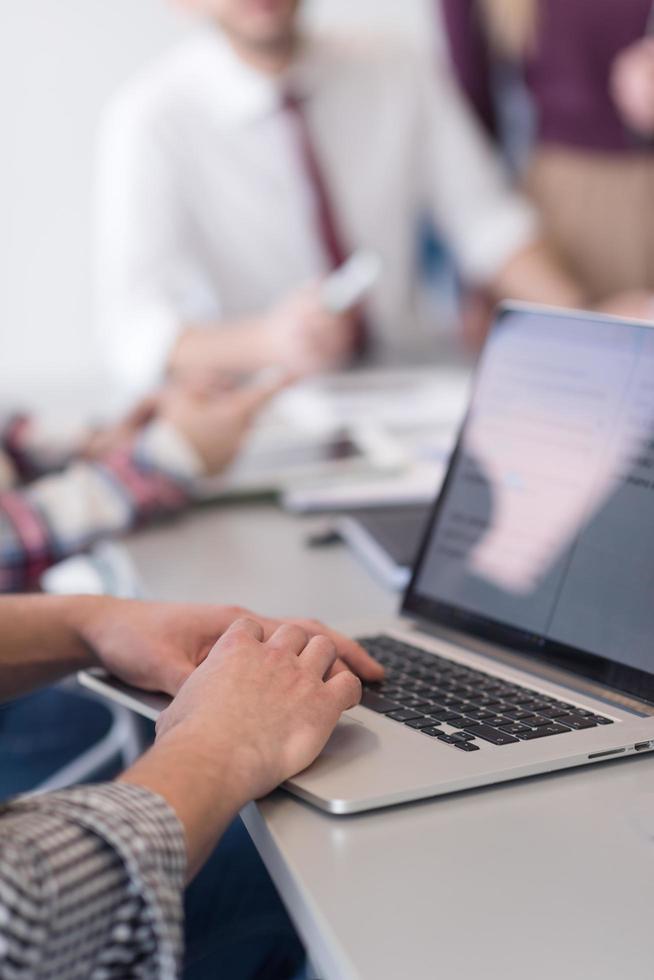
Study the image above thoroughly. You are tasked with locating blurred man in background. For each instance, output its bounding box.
[97,0,594,394]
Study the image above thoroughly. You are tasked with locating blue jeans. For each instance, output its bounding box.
[0,689,305,979]
[0,687,118,797]
[184,818,305,979]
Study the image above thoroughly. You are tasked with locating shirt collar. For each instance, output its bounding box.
[192,28,325,129]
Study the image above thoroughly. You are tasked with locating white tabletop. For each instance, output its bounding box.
[125,502,654,980]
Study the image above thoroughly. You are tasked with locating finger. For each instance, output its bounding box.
[336,640,385,682]
[298,635,338,679]
[295,622,384,682]
[221,617,265,643]
[266,623,310,657]
[325,670,363,712]
[325,657,349,680]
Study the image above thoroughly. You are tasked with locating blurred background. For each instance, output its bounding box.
[0,0,440,411]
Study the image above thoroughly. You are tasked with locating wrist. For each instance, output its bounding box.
[157,721,255,807]
[121,724,253,878]
[62,594,118,669]
[138,416,206,479]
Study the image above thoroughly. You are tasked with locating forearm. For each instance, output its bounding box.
[171,317,277,380]
[0,594,109,701]
[0,421,196,592]
[490,240,587,309]
[120,725,250,881]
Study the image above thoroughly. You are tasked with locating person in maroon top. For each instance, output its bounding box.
[440,0,654,315]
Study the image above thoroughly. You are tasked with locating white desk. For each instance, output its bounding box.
[125,503,654,980]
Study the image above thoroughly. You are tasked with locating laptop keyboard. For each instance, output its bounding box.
[358,636,613,753]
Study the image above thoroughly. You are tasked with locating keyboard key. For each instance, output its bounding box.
[405,717,442,730]
[361,690,403,713]
[421,726,443,738]
[516,723,571,740]
[427,689,451,700]
[425,695,450,708]
[499,722,530,735]
[526,700,552,713]
[483,715,513,728]
[396,698,432,710]
[484,684,512,696]
[428,710,465,724]
[464,725,519,745]
[504,708,537,722]
[455,741,481,752]
[450,731,475,742]
[465,708,497,721]
[593,716,614,725]
[499,691,527,704]
[436,733,456,744]
[449,717,481,728]
[377,686,404,699]
[555,714,597,730]
[387,708,425,723]
[434,694,464,706]
[538,706,572,720]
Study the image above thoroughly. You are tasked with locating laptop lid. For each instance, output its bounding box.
[404,304,654,706]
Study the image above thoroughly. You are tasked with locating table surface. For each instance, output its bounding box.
[125,502,654,980]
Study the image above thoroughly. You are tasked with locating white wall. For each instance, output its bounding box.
[0,0,435,408]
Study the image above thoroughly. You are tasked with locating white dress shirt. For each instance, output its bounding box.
[97,28,537,392]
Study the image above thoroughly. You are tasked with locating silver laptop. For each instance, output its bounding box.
[82,304,654,815]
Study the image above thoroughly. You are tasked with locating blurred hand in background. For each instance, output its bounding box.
[158,370,288,475]
[82,370,288,476]
[611,38,654,139]
[261,282,357,376]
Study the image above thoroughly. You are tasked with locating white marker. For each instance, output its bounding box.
[321,249,382,314]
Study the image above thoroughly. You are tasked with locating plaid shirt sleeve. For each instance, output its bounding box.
[0,419,202,592]
[0,782,187,979]
[0,412,90,484]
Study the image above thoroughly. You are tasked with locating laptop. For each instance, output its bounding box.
[81,304,654,815]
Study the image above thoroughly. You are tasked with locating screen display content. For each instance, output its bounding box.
[408,308,654,696]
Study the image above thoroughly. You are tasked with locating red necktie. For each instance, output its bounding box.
[282,91,369,357]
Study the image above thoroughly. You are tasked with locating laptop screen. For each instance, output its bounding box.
[404,306,654,704]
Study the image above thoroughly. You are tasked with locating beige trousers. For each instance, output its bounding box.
[524,148,654,301]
